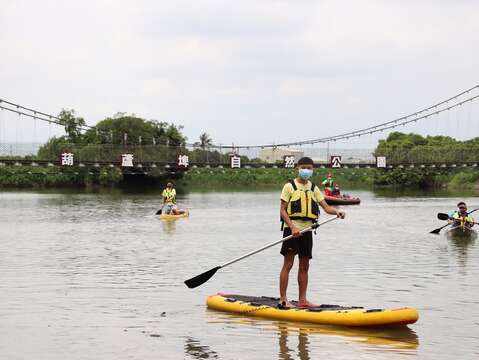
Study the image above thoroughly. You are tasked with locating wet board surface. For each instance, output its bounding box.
[219,294,365,311]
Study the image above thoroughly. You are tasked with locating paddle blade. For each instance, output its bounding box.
[430,228,442,234]
[155,209,162,215]
[437,213,449,221]
[184,266,221,289]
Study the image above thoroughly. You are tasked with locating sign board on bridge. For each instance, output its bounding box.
[330,156,342,168]
[284,155,295,168]
[230,155,241,168]
[121,154,134,167]
[177,154,189,168]
[60,153,74,166]
[376,156,386,168]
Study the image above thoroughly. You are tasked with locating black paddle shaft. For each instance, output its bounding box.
[184,218,337,289]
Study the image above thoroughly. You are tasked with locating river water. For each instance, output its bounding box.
[0,189,478,359]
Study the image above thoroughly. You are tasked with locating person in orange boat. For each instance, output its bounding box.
[321,172,334,196]
[331,184,341,196]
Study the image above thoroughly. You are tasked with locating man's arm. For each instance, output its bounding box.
[318,200,345,218]
[280,200,301,237]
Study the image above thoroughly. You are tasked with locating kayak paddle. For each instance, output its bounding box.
[437,213,450,221]
[155,209,162,215]
[430,223,450,235]
[430,213,451,234]
[184,216,339,289]
[439,208,479,218]
[467,208,479,215]
[431,209,479,234]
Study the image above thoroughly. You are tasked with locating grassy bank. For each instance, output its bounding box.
[374,167,479,189]
[180,168,376,191]
[180,167,479,191]
[1,165,478,191]
[0,165,123,188]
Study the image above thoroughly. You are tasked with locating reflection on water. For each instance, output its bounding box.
[207,311,419,359]
[160,217,178,234]
[184,337,219,359]
[373,187,479,198]
[278,325,310,360]
[448,236,476,268]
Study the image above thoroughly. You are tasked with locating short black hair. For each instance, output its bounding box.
[457,201,466,207]
[297,157,314,166]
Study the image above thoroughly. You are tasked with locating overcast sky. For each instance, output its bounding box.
[1,0,478,147]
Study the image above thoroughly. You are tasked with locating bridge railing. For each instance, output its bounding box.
[1,142,478,166]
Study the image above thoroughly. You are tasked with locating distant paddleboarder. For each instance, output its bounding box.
[161,182,185,215]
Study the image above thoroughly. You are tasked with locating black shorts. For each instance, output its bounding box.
[280,227,313,259]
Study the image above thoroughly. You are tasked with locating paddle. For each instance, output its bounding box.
[431,208,479,234]
[439,208,479,219]
[155,209,162,215]
[184,216,339,289]
[467,208,479,215]
[437,213,450,221]
[430,212,453,234]
[430,223,450,235]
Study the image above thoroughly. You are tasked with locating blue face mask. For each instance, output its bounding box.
[298,168,313,180]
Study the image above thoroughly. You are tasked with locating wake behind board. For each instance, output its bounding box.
[207,294,418,327]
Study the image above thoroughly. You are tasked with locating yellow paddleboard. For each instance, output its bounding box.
[159,210,189,220]
[207,294,419,327]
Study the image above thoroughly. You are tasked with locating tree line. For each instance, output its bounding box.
[36,110,241,163]
[374,132,479,164]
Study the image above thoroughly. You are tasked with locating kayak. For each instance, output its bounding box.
[324,195,361,205]
[159,211,189,220]
[207,294,418,327]
[446,225,477,239]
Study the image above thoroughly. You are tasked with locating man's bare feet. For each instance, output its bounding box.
[296,300,319,308]
[278,300,295,309]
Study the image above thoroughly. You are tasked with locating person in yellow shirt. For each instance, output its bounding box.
[162,182,181,215]
[448,201,475,228]
[280,157,345,308]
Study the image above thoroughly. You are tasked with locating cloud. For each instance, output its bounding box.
[0,0,478,146]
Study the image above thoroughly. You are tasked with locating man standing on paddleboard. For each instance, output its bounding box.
[280,157,345,308]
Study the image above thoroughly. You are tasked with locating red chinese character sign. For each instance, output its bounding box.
[230,155,241,168]
[177,154,189,168]
[121,154,134,167]
[284,155,295,168]
[376,156,386,168]
[60,153,74,166]
[330,156,341,168]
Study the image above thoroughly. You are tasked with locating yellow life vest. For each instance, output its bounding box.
[286,180,320,222]
[162,188,176,204]
[451,211,474,225]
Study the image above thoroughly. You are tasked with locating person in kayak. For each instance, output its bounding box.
[322,172,334,196]
[280,157,345,308]
[332,184,341,196]
[448,202,475,228]
[161,182,185,215]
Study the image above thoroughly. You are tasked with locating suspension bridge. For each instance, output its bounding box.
[0,85,478,174]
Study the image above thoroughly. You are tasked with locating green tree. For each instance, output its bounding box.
[374,132,479,164]
[83,115,186,146]
[194,132,213,163]
[58,109,86,143]
[37,136,71,160]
